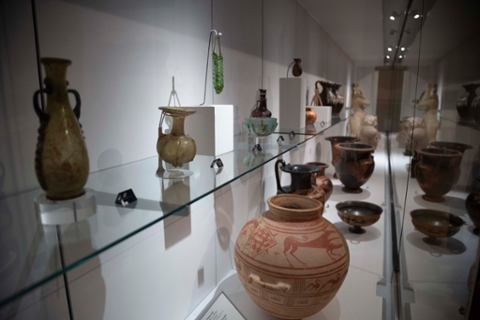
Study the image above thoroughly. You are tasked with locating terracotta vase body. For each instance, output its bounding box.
[456,84,479,120]
[235,194,349,319]
[331,84,344,115]
[325,136,360,178]
[292,58,303,77]
[157,107,197,168]
[334,143,375,193]
[414,148,461,202]
[251,89,272,118]
[306,162,333,201]
[306,107,317,125]
[359,115,380,148]
[33,58,89,200]
[466,177,480,235]
[275,159,325,204]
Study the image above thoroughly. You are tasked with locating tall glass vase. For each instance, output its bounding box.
[33,58,89,200]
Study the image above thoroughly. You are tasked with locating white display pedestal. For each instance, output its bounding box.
[185,105,234,157]
[34,188,97,225]
[279,78,306,131]
[312,106,332,124]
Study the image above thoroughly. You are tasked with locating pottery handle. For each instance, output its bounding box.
[68,89,82,119]
[275,159,287,194]
[248,274,290,293]
[33,88,50,121]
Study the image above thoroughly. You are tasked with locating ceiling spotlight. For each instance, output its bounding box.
[386,55,391,59]
[399,55,403,59]
[390,11,401,21]
[400,47,405,51]
[414,13,421,19]
[387,47,393,52]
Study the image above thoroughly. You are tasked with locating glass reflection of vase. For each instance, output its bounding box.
[275,159,325,205]
[161,179,191,205]
[331,83,344,115]
[415,148,462,202]
[471,94,480,125]
[250,89,272,118]
[33,58,89,200]
[292,58,303,77]
[157,107,197,168]
[466,177,480,235]
[456,84,479,121]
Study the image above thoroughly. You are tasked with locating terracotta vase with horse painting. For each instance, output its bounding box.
[234,194,349,319]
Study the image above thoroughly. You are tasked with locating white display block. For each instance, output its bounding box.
[34,189,97,225]
[185,105,234,156]
[312,106,332,124]
[279,78,306,131]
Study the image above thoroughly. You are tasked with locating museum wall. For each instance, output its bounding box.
[0,0,355,319]
[0,0,354,197]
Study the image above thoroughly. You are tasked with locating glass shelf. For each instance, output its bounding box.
[0,117,346,308]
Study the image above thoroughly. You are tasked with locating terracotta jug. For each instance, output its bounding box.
[235,194,349,319]
[334,143,375,193]
[466,177,480,236]
[275,159,325,204]
[33,58,89,200]
[415,148,461,202]
[325,136,360,178]
[306,107,317,125]
[157,107,197,168]
[306,162,333,200]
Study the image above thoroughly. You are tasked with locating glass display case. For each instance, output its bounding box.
[0,0,479,319]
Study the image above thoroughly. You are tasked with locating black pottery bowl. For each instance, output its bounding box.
[336,201,383,234]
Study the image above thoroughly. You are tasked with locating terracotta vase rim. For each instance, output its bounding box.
[159,106,196,116]
[267,194,323,221]
[430,141,473,151]
[417,147,462,158]
[335,143,375,153]
[306,162,329,169]
[325,136,361,143]
[40,57,72,65]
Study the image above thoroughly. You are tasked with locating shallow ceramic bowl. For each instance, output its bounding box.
[336,201,383,234]
[243,117,278,137]
[410,209,464,239]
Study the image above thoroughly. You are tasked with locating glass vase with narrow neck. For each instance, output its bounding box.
[251,89,272,118]
[33,57,89,200]
[157,107,197,179]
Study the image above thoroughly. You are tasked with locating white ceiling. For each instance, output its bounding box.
[299,0,480,68]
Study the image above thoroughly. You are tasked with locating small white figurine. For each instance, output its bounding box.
[359,115,380,148]
[349,83,371,138]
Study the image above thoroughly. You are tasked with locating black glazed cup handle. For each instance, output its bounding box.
[275,159,287,194]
